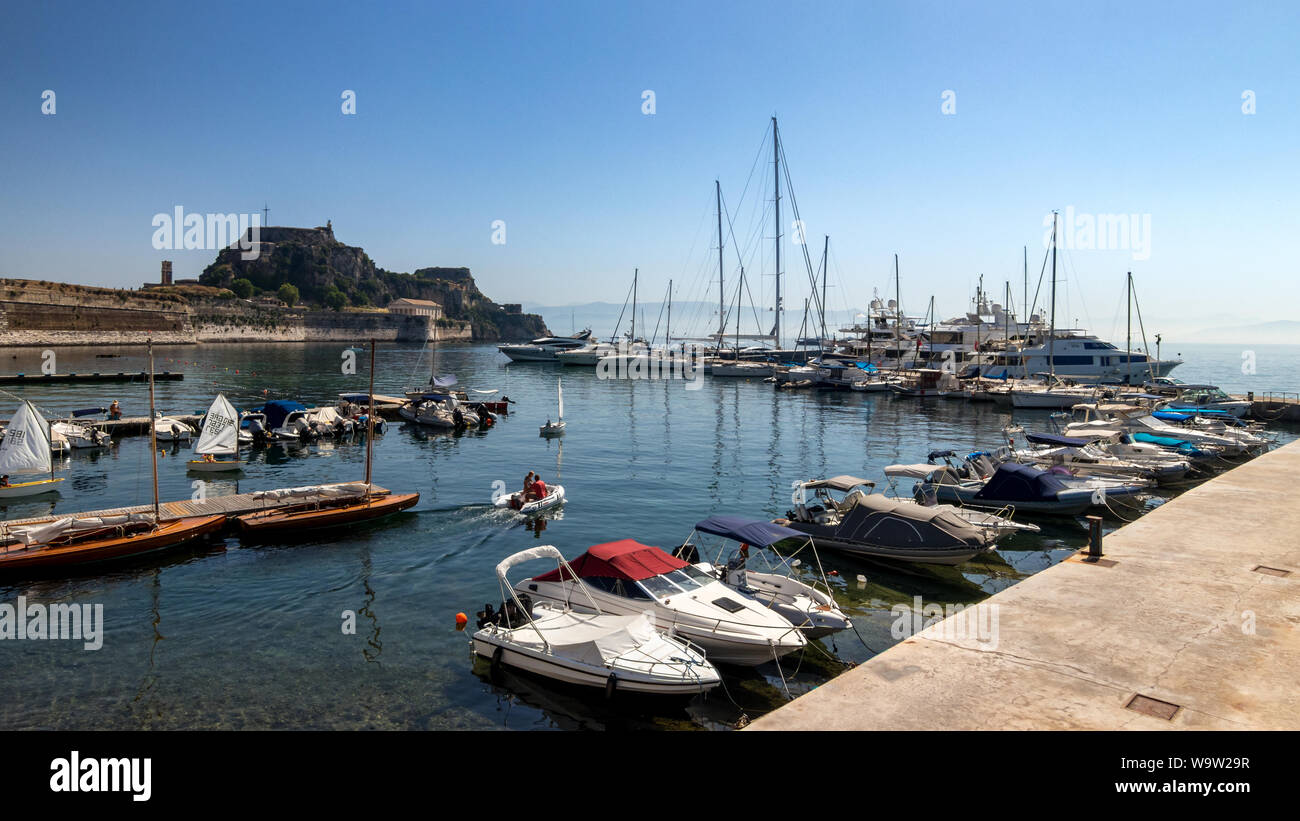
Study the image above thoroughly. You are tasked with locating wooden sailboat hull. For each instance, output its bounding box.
[234,492,420,534]
[0,478,64,499]
[0,514,226,574]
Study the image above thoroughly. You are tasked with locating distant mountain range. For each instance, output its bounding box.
[1178,320,1300,345]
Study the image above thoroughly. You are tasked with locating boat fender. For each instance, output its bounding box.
[604,672,617,700]
[490,645,504,677]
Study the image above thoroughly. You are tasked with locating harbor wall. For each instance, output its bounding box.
[749,439,1300,730]
[0,281,472,346]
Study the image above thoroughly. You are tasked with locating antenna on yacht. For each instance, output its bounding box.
[365,338,376,489]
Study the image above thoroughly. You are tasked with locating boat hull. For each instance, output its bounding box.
[0,514,226,574]
[186,460,245,472]
[471,634,718,695]
[235,492,420,533]
[0,478,64,499]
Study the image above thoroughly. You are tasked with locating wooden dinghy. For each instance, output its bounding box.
[234,485,419,534]
[0,513,226,574]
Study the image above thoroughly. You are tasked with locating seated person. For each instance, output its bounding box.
[0,475,9,488]
[108,400,122,420]
[530,476,548,500]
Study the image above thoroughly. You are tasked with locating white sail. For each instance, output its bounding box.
[195,394,239,456]
[558,379,564,421]
[0,401,52,474]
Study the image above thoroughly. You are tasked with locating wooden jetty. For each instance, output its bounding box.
[0,483,392,530]
[0,372,183,385]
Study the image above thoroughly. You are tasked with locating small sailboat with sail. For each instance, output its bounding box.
[539,379,565,435]
[187,394,245,472]
[0,400,64,499]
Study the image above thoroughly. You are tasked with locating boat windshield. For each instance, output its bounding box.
[679,565,715,586]
[664,569,703,590]
[638,575,683,598]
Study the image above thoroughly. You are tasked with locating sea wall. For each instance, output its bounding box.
[0,281,472,346]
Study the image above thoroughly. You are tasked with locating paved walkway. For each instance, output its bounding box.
[750,440,1300,730]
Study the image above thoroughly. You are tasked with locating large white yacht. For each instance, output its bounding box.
[497,329,593,362]
[979,331,1182,384]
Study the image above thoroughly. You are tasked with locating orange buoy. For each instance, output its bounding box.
[455,612,468,630]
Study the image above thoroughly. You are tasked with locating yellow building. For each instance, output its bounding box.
[387,298,444,319]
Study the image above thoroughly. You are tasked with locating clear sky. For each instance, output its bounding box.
[1,0,1296,340]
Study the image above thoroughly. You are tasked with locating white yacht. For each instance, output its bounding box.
[981,332,1182,384]
[497,329,593,363]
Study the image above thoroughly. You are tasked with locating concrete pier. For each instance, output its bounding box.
[750,439,1300,730]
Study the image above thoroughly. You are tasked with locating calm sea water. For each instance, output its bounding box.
[0,341,1294,730]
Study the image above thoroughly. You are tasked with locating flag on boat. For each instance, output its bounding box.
[433,374,457,387]
[0,401,52,474]
[195,394,239,456]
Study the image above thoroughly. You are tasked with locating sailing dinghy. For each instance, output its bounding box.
[539,379,565,435]
[473,545,720,696]
[0,401,64,499]
[188,394,244,472]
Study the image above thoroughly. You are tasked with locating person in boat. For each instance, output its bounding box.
[109,400,122,420]
[530,474,548,501]
[519,472,535,504]
[0,475,9,488]
[203,453,216,463]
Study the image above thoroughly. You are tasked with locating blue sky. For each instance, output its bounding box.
[1,0,1297,339]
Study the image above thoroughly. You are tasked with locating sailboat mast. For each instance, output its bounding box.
[365,338,375,488]
[632,268,637,343]
[1049,211,1058,379]
[772,116,781,351]
[894,253,901,371]
[821,235,829,343]
[716,180,725,342]
[1126,271,1133,384]
[666,279,672,348]
[147,338,160,521]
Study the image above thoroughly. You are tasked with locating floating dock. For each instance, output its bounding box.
[0,372,183,385]
[0,483,391,531]
[749,438,1300,730]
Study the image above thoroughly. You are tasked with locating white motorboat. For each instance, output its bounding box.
[680,515,851,639]
[495,484,566,515]
[473,545,720,696]
[153,416,196,442]
[878,466,1042,538]
[497,330,593,362]
[0,401,64,498]
[399,395,480,430]
[555,342,615,366]
[707,359,773,378]
[517,539,806,666]
[187,394,244,472]
[51,421,111,449]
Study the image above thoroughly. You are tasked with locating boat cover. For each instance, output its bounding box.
[693,515,806,547]
[1025,432,1092,447]
[250,483,368,501]
[972,463,1068,502]
[533,539,687,582]
[258,400,308,430]
[8,512,155,546]
[495,609,661,667]
[803,475,874,491]
[71,407,107,418]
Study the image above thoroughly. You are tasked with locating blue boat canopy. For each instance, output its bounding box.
[1025,432,1091,447]
[693,515,807,548]
[973,462,1068,502]
[257,399,308,429]
[70,407,106,418]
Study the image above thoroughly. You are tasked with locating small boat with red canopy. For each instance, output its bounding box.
[516,539,805,666]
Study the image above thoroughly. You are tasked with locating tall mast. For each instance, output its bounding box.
[365,338,376,489]
[1049,211,1058,379]
[716,180,725,342]
[666,279,672,348]
[1126,271,1133,384]
[147,338,160,521]
[894,253,901,371]
[821,234,829,343]
[631,268,637,343]
[772,116,781,351]
[1023,245,1028,339]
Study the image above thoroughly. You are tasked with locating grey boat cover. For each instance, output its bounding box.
[972,463,1068,503]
